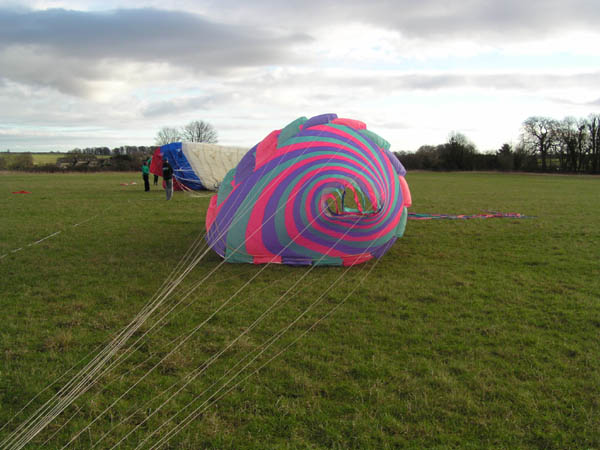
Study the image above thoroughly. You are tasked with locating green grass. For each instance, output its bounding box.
[1,171,599,449]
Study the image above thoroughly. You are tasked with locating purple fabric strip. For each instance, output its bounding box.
[302,113,338,129]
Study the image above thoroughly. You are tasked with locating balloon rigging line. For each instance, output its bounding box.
[6,127,331,448]
[0,343,104,437]
[148,230,382,450]
[97,273,295,393]
[4,125,350,448]
[115,216,365,449]
[1,228,211,450]
[3,180,224,448]
[59,130,355,447]
[0,207,110,261]
[39,406,81,448]
[7,147,336,449]
[61,201,336,448]
[57,269,302,448]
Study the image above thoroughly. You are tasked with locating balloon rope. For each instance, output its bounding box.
[114,214,364,449]
[5,124,357,449]
[2,223,209,449]
[65,200,335,448]
[149,228,382,450]
[59,126,346,447]
[23,127,328,449]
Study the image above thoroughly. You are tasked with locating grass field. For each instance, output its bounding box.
[1,171,599,449]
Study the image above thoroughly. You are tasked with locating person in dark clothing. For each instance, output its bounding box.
[148,156,158,185]
[163,159,174,200]
[141,160,150,192]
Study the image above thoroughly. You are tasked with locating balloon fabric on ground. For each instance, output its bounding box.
[150,143,248,191]
[408,212,530,220]
[205,113,412,266]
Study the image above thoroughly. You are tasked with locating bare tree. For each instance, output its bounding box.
[576,118,589,172]
[588,114,600,174]
[155,127,182,146]
[556,117,578,172]
[555,117,591,173]
[181,120,218,143]
[521,117,558,171]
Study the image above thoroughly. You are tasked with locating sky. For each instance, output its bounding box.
[1,1,599,153]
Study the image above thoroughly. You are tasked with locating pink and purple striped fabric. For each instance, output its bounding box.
[205,113,411,266]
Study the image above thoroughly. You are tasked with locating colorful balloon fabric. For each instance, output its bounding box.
[149,143,248,191]
[205,113,412,266]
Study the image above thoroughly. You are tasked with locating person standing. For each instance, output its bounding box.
[163,159,174,200]
[141,160,150,192]
[148,156,159,185]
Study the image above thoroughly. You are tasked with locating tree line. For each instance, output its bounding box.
[155,120,218,146]
[0,120,219,172]
[3,115,599,174]
[66,145,157,156]
[521,115,599,173]
[397,114,600,173]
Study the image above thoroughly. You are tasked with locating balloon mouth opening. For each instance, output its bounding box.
[323,186,378,217]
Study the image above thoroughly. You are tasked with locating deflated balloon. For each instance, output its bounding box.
[205,113,411,266]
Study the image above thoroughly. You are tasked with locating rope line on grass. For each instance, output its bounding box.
[148,241,382,450]
[98,214,363,449]
[62,203,338,448]
[55,127,356,448]
[2,239,211,450]
[0,344,104,437]
[84,273,294,404]
[134,238,375,449]
[4,126,332,449]
[0,209,109,261]
[1,229,210,450]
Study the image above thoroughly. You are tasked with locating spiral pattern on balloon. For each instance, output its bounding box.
[205,113,411,266]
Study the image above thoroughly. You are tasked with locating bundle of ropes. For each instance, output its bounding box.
[1,115,405,449]
[1,113,530,448]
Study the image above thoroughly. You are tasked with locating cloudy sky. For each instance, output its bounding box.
[1,0,599,153]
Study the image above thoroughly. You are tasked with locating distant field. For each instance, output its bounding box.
[0,153,111,166]
[0,171,599,449]
[0,152,61,165]
[32,153,63,165]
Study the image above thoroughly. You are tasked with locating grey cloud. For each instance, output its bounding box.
[139,70,600,121]
[142,92,239,117]
[386,72,600,91]
[229,69,600,93]
[0,7,312,95]
[208,0,600,41]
